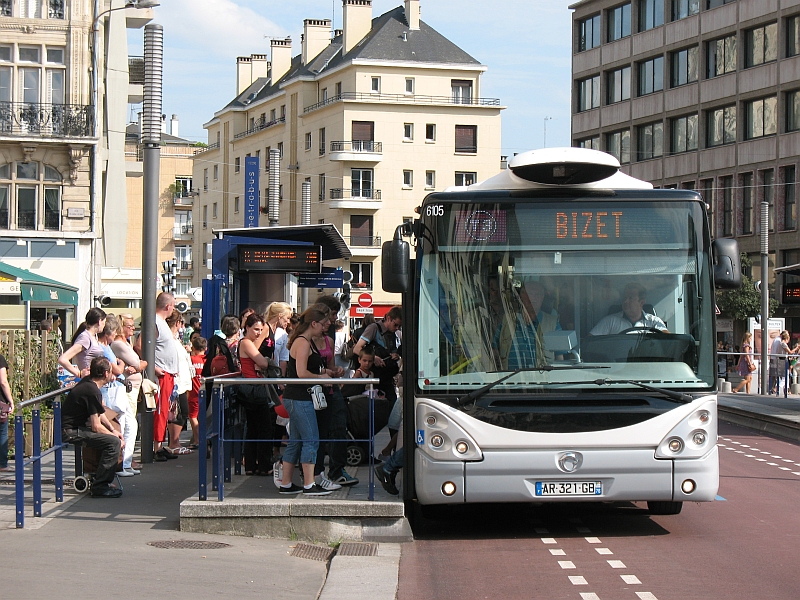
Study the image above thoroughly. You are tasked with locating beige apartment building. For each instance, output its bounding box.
[571,0,800,333]
[192,0,503,318]
[0,0,153,328]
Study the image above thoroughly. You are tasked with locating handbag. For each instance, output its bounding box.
[749,361,757,373]
[102,383,130,416]
[309,385,327,411]
[0,399,10,424]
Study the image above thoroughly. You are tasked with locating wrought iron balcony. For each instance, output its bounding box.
[304,92,501,114]
[179,261,193,271]
[234,115,286,140]
[173,224,194,239]
[330,140,382,153]
[0,102,93,138]
[344,235,382,247]
[329,188,381,200]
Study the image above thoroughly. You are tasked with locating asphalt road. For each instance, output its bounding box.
[399,422,800,600]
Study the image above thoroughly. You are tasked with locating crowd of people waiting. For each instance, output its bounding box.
[52,292,404,499]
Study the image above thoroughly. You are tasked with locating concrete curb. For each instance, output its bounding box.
[719,406,800,443]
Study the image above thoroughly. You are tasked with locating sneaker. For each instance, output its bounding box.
[315,473,342,491]
[303,483,333,496]
[278,483,303,495]
[332,469,359,486]
[124,468,140,475]
[374,465,399,495]
[117,469,136,477]
[272,459,283,489]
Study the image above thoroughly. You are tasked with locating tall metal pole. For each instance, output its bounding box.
[141,23,163,462]
[761,200,769,395]
[300,180,311,312]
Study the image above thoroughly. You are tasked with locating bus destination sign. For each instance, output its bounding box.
[238,245,321,273]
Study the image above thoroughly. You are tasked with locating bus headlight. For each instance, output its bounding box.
[442,481,457,496]
[681,479,696,494]
[416,402,483,461]
[430,434,445,448]
[668,438,683,453]
[455,441,469,454]
[692,431,707,446]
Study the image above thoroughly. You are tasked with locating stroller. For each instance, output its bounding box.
[344,394,392,466]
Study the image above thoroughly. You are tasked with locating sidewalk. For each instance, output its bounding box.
[0,440,400,600]
[718,388,800,441]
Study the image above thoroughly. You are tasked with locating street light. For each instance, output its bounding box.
[543,116,553,148]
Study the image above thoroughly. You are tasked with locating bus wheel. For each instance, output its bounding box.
[647,501,683,515]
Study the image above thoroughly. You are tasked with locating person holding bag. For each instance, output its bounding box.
[733,332,756,394]
[0,352,14,472]
[165,310,193,455]
[238,313,277,476]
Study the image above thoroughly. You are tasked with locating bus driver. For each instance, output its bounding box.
[590,283,668,335]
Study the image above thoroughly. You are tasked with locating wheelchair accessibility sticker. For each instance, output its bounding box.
[416,430,424,445]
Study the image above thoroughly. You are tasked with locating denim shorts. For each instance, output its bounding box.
[282,398,319,466]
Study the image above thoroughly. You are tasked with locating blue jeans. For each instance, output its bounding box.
[382,447,404,475]
[0,419,8,468]
[282,398,319,466]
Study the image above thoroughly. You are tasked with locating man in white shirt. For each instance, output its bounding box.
[153,292,179,460]
[590,283,668,336]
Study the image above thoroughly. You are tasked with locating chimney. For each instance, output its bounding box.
[236,56,252,94]
[343,0,372,55]
[404,0,420,31]
[251,53,269,80]
[160,113,167,134]
[334,28,343,38]
[270,38,292,82]
[303,19,332,65]
[170,114,179,137]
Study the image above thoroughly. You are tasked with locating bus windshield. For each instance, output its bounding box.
[416,194,715,396]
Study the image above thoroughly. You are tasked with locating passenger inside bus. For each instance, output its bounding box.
[493,278,561,369]
[589,283,669,336]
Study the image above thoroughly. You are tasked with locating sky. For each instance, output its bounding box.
[128,0,576,157]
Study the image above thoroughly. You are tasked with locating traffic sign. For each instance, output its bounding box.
[355,307,373,314]
[358,293,373,308]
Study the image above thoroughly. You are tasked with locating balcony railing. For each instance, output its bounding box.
[173,193,194,206]
[128,57,145,85]
[179,261,193,271]
[344,235,382,247]
[233,115,286,140]
[330,140,382,153]
[330,188,382,200]
[0,102,93,138]
[304,92,501,114]
[173,224,193,238]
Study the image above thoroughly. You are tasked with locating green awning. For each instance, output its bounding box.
[0,261,78,306]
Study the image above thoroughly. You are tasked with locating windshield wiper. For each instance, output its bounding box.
[456,365,609,406]
[591,378,694,404]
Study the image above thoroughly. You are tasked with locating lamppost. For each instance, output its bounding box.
[543,116,553,148]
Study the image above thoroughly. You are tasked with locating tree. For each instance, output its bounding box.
[715,253,779,321]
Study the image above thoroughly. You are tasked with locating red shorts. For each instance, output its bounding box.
[187,391,199,419]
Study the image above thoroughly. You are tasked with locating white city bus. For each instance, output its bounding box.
[382,147,740,516]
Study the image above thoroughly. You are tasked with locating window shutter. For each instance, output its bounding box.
[350,215,372,245]
[455,125,477,152]
[351,121,374,141]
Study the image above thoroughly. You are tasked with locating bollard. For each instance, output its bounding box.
[720,381,732,393]
[792,383,800,395]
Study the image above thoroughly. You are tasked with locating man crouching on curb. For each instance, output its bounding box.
[61,357,125,498]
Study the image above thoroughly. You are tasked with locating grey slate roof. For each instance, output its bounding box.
[222,5,480,111]
[125,122,195,145]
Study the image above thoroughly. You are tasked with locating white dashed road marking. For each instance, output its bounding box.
[569,576,588,585]
[607,560,626,568]
[558,561,576,569]
[580,594,602,600]
[621,575,642,584]
[636,593,660,600]
[595,548,613,555]
[549,549,566,556]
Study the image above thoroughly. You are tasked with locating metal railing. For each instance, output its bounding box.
[304,91,501,113]
[173,224,193,238]
[199,376,381,502]
[233,116,286,140]
[330,140,383,153]
[344,235,382,247]
[14,385,74,529]
[330,188,382,200]
[0,102,94,138]
[128,56,145,85]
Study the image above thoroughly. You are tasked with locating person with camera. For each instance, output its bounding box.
[351,306,402,402]
[277,305,336,496]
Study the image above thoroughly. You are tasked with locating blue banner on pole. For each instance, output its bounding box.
[244,156,259,228]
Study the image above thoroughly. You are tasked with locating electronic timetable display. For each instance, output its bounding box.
[238,245,321,272]
[783,283,800,305]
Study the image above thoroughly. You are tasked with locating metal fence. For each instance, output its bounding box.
[199,375,381,501]
[718,351,794,396]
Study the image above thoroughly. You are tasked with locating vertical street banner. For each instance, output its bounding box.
[244,156,259,228]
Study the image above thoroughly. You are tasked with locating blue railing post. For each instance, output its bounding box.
[785,359,790,398]
[15,414,24,528]
[211,384,220,492]
[218,384,227,501]
[53,400,63,502]
[198,386,207,500]
[32,409,41,517]
[368,385,375,501]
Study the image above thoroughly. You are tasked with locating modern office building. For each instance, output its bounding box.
[571,0,800,333]
[192,0,504,319]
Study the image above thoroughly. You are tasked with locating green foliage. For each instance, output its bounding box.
[715,254,779,321]
[0,331,60,414]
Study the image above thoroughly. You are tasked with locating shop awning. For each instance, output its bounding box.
[0,261,78,305]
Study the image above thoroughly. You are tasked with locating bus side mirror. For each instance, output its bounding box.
[382,239,411,293]
[712,238,741,289]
